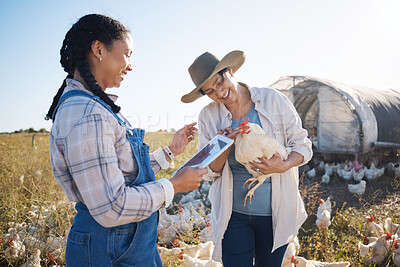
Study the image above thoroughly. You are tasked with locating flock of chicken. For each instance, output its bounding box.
[158,240,221,267]
[3,205,66,267]
[305,157,399,195]
[280,196,400,266]
[359,215,400,265]
[157,194,400,266]
[157,203,218,266]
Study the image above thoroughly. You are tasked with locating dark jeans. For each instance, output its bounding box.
[222,212,288,267]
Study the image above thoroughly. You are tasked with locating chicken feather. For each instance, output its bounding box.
[235,119,290,206]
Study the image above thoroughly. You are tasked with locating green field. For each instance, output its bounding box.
[0,133,399,266]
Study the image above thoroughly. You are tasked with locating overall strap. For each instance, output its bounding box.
[51,90,126,127]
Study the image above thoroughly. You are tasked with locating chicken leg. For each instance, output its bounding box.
[243,175,269,206]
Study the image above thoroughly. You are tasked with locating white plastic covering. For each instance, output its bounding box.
[269,76,379,154]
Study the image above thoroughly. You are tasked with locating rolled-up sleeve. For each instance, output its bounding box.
[282,95,313,165]
[64,113,167,227]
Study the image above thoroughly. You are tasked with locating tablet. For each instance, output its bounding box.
[172,134,234,176]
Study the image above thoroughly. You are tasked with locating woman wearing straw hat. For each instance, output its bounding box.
[46,14,207,266]
[182,50,313,266]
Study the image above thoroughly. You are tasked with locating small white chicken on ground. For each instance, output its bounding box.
[385,217,400,235]
[316,197,332,230]
[321,173,330,184]
[282,236,300,267]
[158,241,220,267]
[358,233,392,265]
[290,255,350,266]
[347,180,366,195]
[234,117,290,206]
[364,215,384,237]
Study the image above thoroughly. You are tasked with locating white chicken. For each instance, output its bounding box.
[282,236,300,267]
[365,162,385,180]
[385,217,400,235]
[199,219,213,243]
[351,167,364,182]
[157,208,177,245]
[358,233,392,265]
[340,168,353,181]
[21,249,41,267]
[364,215,384,237]
[157,246,183,263]
[234,118,291,206]
[4,234,25,260]
[321,173,330,184]
[394,233,400,242]
[347,180,366,195]
[306,168,316,179]
[324,163,333,176]
[290,255,350,266]
[179,241,214,260]
[175,206,194,233]
[316,197,331,230]
[318,161,325,173]
[393,241,400,267]
[182,254,222,267]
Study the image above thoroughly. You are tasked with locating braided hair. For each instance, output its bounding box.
[45,14,130,121]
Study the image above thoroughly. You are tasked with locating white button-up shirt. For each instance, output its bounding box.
[198,84,312,262]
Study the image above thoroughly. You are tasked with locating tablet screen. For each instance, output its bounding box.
[172,134,234,175]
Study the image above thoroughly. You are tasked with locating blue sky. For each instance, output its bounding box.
[0,0,399,132]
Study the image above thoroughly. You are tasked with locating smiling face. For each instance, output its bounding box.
[200,68,238,104]
[95,33,133,90]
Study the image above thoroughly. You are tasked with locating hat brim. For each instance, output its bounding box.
[181,50,246,103]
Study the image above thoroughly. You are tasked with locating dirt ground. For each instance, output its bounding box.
[299,167,400,212]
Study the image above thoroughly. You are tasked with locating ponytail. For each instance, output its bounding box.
[45,75,72,121]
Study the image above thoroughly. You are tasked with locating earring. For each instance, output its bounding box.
[99,57,102,62]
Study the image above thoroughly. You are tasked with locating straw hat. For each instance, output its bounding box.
[181,50,246,103]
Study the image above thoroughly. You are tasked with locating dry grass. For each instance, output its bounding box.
[0,133,399,266]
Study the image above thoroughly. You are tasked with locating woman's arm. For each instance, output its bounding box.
[150,122,198,175]
[208,127,240,173]
[63,114,204,228]
[251,151,304,175]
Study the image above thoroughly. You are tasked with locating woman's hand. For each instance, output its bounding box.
[217,126,241,140]
[168,122,197,157]
[170,166,208,194]
[250,151,304,175]
[250,153,288,175]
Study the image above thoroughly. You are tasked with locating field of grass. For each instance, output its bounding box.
[0,132,399,266]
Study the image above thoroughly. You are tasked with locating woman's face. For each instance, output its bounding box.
[96,33,133,90]
[200,68,238,104]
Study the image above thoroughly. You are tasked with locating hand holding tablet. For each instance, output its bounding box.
[172,134,234,176]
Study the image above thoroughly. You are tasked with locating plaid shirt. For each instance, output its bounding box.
[49,79,174,227]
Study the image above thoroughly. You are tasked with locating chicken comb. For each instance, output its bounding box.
[394,241,399,249]
[370,215,374,221]
[385,232,392,239]
[318,197,322,204]
[237,117,251,134]
[238,117,249,128]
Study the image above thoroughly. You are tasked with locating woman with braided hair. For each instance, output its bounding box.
[46,14,206,266]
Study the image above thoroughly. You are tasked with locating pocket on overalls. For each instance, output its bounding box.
[66,228,91,266]
[113,225,138,261]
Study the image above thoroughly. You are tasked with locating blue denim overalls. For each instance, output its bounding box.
[52,90,162,266]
